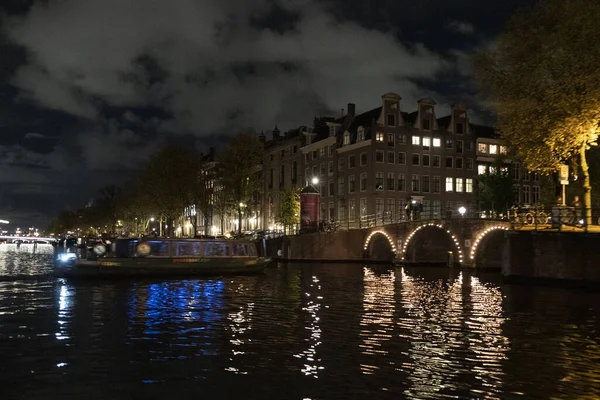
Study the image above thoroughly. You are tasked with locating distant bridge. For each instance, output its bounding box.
[0,236,57,243]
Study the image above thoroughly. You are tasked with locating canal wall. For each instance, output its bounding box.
[265,231,367,262]
[502,231,600,285]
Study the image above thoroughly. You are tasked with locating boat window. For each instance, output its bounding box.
[147,241,169,256]
[175,241,201,256]
[232,243,249,256]
[203,242,229,256]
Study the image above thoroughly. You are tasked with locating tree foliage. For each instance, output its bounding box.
[134,141,201,235]
[216,131,263,233]
[477,160,514,216]
[277,187,300,233]
[474,0,600,223]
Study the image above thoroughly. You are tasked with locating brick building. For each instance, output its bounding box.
[261,92,492,230]
[475,129,542,207]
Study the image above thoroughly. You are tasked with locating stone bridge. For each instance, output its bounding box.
[272,218,511,267]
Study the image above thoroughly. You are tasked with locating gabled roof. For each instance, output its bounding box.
[347,107,382,134]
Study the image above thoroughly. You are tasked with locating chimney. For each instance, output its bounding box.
[347,103,356,117]
[272,125,280,140]
[259,130,266,143]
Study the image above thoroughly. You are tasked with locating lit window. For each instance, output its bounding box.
[412,136,420,145]
[445,177,453,192]
[433,138,441,147]
[376,132,384,142]
[456,178,463,192]
[478,143,487,153]
[422,137,431,150]
[478,164,487,175]
[466,179,473,193]
[489,144,498,154]
[500,145,507,154]
[343,133,350,145]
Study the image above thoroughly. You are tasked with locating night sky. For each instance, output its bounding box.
[0,0,534,229]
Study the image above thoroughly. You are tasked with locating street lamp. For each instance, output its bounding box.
[311,177,319,186]
[458,206,466,217]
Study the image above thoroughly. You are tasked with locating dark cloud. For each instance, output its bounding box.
[0,0,530,228]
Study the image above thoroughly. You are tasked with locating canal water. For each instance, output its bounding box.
[1,243,599,399]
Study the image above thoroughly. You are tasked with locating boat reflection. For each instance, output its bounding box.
[56,282,73,341]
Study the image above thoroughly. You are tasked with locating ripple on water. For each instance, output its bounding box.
[0,255,599,399]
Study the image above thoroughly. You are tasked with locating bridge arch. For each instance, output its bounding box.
[401,223,464,264]
[363,230,397,261]
[469,225,509,261]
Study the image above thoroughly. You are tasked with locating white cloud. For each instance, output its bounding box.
[447,19,475,35]
[5,0,455,135]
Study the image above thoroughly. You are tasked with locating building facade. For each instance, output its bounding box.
[476,131,542,207]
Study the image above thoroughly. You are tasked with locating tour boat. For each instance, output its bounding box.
[54,237,271,278]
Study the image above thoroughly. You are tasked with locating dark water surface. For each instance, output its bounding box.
[1,244,599,399]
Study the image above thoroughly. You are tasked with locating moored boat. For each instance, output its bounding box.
[55,237,271,278]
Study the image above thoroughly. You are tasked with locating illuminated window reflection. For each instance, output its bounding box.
[293,275,324,378]
[359,267,395,375]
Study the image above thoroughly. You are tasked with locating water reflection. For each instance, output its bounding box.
[467,276,509,398]
[139,280,224,359]
[360,267,395,375]
[56,282,73,341]
[225,281,254,375]
[398,268,465,398]
[0,243,54,276]
[0,257,599,399]
[294,274,324,378]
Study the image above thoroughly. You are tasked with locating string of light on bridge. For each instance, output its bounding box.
[400,223,463,264]
[469,226,509,260]
[363,230,397,253]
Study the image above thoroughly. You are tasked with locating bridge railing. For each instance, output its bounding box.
[313,206,600,234]
[510,206,600,233]
[318,207,499,232]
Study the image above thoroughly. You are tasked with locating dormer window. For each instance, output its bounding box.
[357,126,365,141]
[343,132,350,145]
[455,122,464,134]
[422,119,431,130]
[329,126,335,137]
[387,114,396,127]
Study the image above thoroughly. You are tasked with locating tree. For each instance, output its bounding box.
[135,141,201,236]
[217,131,264,234]
[276,187,300,234]
[474,0,600,225]
[477,160,514,217]
[95,184,122,235]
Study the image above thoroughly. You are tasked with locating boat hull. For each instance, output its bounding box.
[55,257,272,278]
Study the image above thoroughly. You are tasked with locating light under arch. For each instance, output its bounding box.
[363,230,397,253]
[401,223,464,264]
[469,226,509,260]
